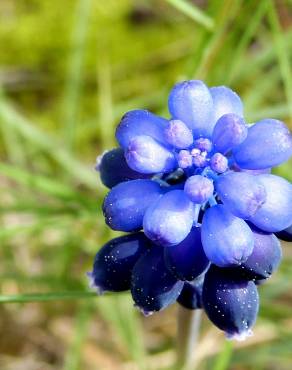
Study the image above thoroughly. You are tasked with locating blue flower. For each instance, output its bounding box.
[89,80,292,340]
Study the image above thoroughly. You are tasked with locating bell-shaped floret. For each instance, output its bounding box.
[184,175,214,204]
[168,80,213,137]
[212,113,247,154]
[103,179,164,232]
[249,174,292,232]
[164,119,193,149]
[143,190,195,247]
[215,172,267,219]
[202,265,259,341]
[210,86,243,128]
[275,224,292,242]
[177,276,205,310]
[164,227,209,281]
[116,109,168,148]
[98,148,151,188]
[233,119,292,170]
[125,135,177,174]
[131,246,183,315]
[201,205,254,267]
[231,225,282,281]
[88,233,150,293]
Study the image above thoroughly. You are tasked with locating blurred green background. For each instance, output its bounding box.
[0,0,292,369]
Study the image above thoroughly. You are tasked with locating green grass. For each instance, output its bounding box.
[0,0,291,369]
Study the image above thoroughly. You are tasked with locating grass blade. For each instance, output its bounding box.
[62,0,92,150]
[164,0,214,30]
[267,1,292,120]
[0,95,98,189]
[0,291,97,304]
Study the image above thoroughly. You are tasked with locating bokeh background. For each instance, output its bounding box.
[0,0,292,369]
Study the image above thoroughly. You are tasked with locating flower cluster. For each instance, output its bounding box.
[88,80,292,340]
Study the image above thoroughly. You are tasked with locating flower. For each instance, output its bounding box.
[89,80,292,340]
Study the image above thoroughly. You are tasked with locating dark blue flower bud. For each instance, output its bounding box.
[131,246,184,315]
[164,227,209,281]
[103,179,164,232]
[116,109,168,148]
[88,232,150,293]
[177,276,204,310]
[202,265,259,340]
[97,148,151,188]
[233,119,292,170]
[275,224,292,242]
[201,205,254,267]
[227,225,282,281]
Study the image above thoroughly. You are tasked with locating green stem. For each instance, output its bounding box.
[176,306,202,370]
[0,291,97,304]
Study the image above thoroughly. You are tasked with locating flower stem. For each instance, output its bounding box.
[176,306,202,370]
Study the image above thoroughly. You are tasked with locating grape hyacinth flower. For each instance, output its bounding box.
[89,80,292,341]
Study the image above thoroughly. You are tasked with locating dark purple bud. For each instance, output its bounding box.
[97,148,151,188]
[131,246,184,315]
[227,225,282,281]
[164,227,210,281]
[88,233,150,293]
[202,265,259,341]
[177,275,205,310]
[275,224,292,242]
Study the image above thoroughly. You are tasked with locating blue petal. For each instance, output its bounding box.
[125,135,177,174]
[164,119,193,149]
[131,246,184,315]
[233,119,292,169]
[201,205,254,267]
[168,80,213,137]
[210,86,243,126]
[88,232,150,293]
[215,172,267,219]
[103,179,164,232]
[212,113,247,154]
[184,175,214,204]
[98,148,151,188]
[164,227,210,281]
[116,109,169,148]
[143,190,195,246]
[202,265,259,340]
[249,174,292,232]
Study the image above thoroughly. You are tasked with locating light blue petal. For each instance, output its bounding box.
[168,80,213,138]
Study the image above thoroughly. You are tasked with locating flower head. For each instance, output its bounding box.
[89,80,292,340]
